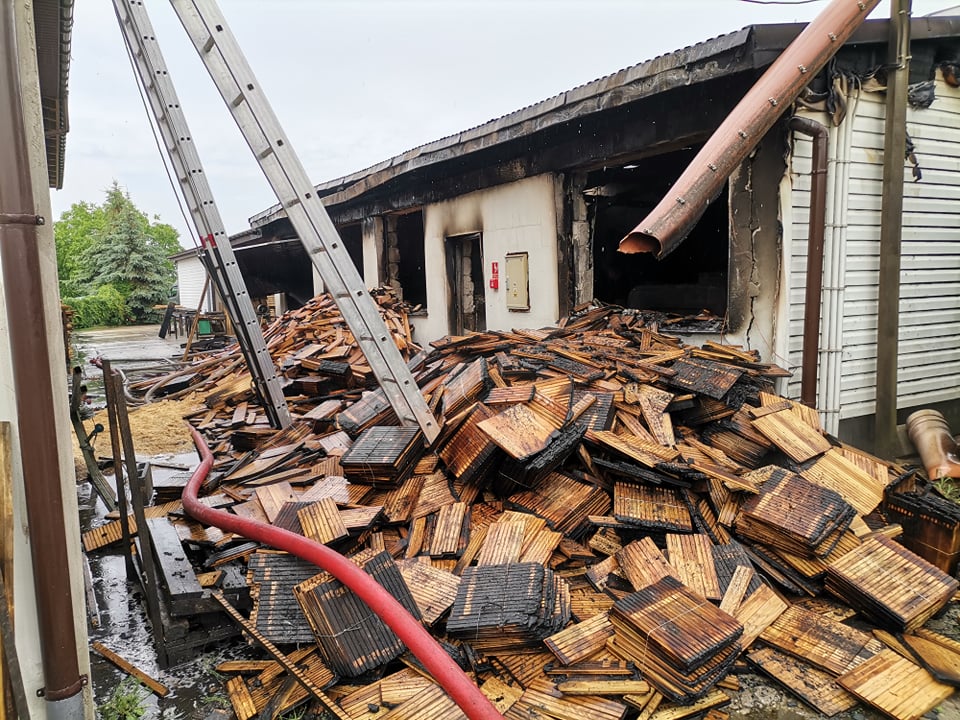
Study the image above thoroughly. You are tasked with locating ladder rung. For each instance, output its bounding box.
[231,92,244,108]
[202,35,215,53]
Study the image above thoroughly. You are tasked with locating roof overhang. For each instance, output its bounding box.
[33,0,73,189]
[248,15,960,230]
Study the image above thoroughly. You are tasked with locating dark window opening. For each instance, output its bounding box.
[396,211,427,309]
[337,223,364,276]
[587,145,729,320]
[233,239,313,310]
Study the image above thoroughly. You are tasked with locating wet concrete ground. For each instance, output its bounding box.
[75,326,254,718]
[80,459,250,719]
[73,325,960,720]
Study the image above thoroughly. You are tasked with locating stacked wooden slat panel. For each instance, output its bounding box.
[613,484,693,533]
[734,472,855,558]
[339,426,422,486]
[293,550,421,676]
[246,552,318,645]
[508,471,610,536]
[825,535,959,631]
[446,563,570,653]
[607,576,743,703]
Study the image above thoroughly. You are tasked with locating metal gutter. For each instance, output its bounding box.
[0,0,84,713]
[619,0,880,259]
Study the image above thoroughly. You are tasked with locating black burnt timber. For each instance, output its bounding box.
[712,541,764,597]
[665,358,744,400]
[497,424,586,492]
[247,552,318,645]
[205,541,261,569]
[154,373,198,398]
[300,358,352,378]
[593,457,665,485]
[145,516,204,617]
[743,543,820,597]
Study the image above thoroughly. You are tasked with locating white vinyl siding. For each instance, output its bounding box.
[784,73,960,425]
[176,254,212,312]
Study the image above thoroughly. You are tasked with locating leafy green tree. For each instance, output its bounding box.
[54,181,181,324]
[54,201,106,297]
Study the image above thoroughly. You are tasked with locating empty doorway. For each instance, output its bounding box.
[445,233,486,335]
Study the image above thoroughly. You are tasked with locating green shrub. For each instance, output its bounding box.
[63,285,128,328]
[98,677,149,720]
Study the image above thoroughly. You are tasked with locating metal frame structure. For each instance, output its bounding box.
[113,0,292,429]
[169,0,440,444]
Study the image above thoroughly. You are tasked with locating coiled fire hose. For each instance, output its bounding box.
[184,426,504,720]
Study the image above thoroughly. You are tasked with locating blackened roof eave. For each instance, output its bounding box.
[248,15,960,229]
[247,24,760,228]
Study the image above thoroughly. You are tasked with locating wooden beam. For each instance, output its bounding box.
[91,641,169,697]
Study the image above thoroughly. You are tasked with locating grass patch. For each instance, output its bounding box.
[98,677,149,720]
[934,477,960,503]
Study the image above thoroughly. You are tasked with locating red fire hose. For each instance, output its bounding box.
[184,426,504,720]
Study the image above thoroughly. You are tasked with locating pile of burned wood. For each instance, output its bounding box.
[86,296,960,720]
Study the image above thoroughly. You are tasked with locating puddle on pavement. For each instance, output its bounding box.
[81,452,256,718]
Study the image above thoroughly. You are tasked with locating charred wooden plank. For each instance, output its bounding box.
[760,605,883,675]
[665,533,720,600]
[746,646,858,717]
[144,517,204,616]
[825,535,959,632]
[837,649,953,720]
[545,612,614,666]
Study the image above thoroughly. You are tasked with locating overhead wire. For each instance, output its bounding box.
[113,2,200,249]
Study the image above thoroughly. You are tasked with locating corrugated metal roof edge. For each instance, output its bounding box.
[248,15,960,229]
[248,25,757,228]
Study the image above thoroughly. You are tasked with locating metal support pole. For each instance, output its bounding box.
[874,0,912,457]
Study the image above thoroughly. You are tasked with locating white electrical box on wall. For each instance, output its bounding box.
[505,252,530,311]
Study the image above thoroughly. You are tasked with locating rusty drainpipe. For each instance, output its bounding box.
[788,117,829,409]
[619,0,879,259]
[905,409,960,480]
[0,3,85,716]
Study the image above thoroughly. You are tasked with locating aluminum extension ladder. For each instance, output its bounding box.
[114,0,292,429]
[167,0,440,444]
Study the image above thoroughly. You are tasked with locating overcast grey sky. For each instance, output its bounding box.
[51,1,954,248]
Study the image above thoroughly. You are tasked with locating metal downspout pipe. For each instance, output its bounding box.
[789,117,830,410]
[0,3,85,715]
[821,89,858,436]
[619,0,879,259]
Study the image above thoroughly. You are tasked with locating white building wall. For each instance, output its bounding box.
[175,253,212,311]
[416,174,560,343]
[783,71,960,429]
[0,2,94,716]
